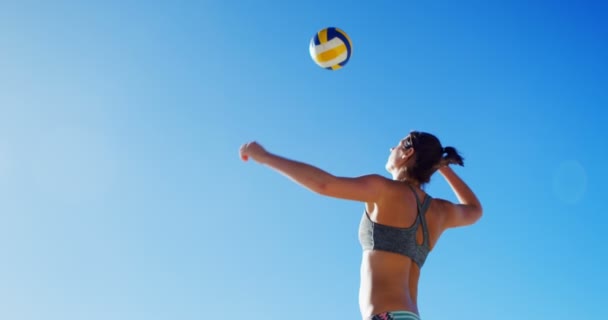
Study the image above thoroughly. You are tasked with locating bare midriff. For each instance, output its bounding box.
[359,250,421,319]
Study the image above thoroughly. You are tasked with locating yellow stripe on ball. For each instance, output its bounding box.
[315,44,347,63]
[318,28,328,44]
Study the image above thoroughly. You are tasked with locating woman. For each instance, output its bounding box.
[239,131,483,320]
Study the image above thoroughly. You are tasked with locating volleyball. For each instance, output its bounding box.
[309,27,353,70]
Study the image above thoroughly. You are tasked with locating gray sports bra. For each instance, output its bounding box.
[358,184,432,268]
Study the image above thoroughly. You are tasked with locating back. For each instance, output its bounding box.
[358,181,448,318]
[359,184,432,268]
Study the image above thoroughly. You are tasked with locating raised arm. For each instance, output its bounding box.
[240,141,388,202]
[438,166,483,228]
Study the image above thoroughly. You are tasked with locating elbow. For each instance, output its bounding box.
[474,204,483,223]
[314,182,328,195]
[314,180,333,196]
[312,175,337,196]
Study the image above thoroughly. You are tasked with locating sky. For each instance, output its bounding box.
[0,0,607,319]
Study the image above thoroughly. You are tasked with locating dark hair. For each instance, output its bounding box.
[405,131,464,185]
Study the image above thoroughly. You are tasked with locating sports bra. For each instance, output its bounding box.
[358,184,432,268]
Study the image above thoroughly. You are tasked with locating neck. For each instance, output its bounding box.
[392,168,419,187]
[391,167,404,180]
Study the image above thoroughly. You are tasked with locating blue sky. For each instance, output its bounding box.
[0,0,606,319]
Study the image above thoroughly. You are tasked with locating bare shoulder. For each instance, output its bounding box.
[319,173,394,202]
[430,197,483,230]
[431,197,453,209]
[362,173,393,183]
[427,198,452,222]
[341,173,394,189]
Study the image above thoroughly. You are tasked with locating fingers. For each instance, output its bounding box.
[239,143,250,162]
[239,141,260,162]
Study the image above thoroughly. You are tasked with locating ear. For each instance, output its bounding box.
[404,147,415,159]
[397,147,415,166]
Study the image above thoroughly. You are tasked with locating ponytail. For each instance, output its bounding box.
[442,146,464,166]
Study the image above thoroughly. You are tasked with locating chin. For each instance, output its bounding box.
[384,163,393,173]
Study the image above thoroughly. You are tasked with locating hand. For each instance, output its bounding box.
[239,141,270,163]
[435,158,459,174]
[433,158,449,171]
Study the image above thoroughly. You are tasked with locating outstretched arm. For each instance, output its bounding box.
[438,166,483,228]
[240,141,387,202]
